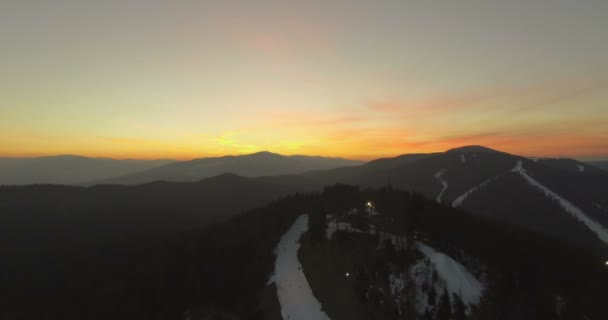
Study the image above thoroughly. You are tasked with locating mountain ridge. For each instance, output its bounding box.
[0,156,176,185]
[3,145,607,251]
[91,151,364,185]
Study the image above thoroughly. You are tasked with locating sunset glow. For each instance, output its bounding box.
[1,1,607,160]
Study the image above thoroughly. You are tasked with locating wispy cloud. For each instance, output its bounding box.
[365,79,608,117]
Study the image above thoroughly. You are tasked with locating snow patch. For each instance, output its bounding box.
[555,295,565,317]
[460,154,466,164]
[417,243,484,306]
[410,259,439,313]
[326,220,338,240]
[577,164,585,172]
[269,214,331,320]
[389,273,406,296]
[452,177,496,207]
[512,160,608,244]
[434,169,448,203]
[390,259,434,315]
[378,232,407,250]
[326,219,408,249]
[326,220,368,240]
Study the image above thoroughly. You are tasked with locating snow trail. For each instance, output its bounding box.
[512,160,608,244]
[452,177,495,207]
[269,214,331,320]
[434,169,448,203]
[417,243,484,306]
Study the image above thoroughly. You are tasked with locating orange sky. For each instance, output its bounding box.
[1,1,607,161]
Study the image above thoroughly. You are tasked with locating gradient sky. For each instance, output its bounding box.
[1,0,607,160]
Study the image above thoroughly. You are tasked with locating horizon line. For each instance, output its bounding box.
[1,146,607,162]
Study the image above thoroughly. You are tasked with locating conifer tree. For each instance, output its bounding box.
[428,285,437,307]
[452,293,467,320]
[437,288,452,320]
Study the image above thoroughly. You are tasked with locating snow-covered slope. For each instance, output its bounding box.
[435,169,448,203]
[388,242,484,316]
[269,214,331,320]
[452,177,496,208]
[512,160,608,244]
[417,243,484,306]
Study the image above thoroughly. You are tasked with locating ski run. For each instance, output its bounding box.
[451,177,496,208]
[512,160,608,244]
[435,169,448,204]
[269,214,331,320]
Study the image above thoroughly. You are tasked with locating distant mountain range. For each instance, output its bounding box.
[89,151,363,185]
[0,155,175,185]
[4,150,605,189]
[2,146,607,252]
[0,152,363,185]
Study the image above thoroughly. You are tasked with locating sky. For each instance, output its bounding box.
[1,0,607,161]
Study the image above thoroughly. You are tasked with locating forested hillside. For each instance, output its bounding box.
[3,185,606,319]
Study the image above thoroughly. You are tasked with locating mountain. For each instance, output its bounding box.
[5,146,606,252]
[0,155,174,185]
[588,159,608,171]
[91,151,363,185]
[302,145,608,251]
[4,146,607,252]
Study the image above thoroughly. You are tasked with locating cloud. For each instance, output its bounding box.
[365,79,608,117]
[365,89,505,115]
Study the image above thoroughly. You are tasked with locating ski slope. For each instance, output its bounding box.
[417,243,484,305]
[513,160,608,244]
[452,177,496,207]
[435,169,448,203]
[269,214,331,320]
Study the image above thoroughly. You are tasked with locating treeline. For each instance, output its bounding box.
[2,184,607,319]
